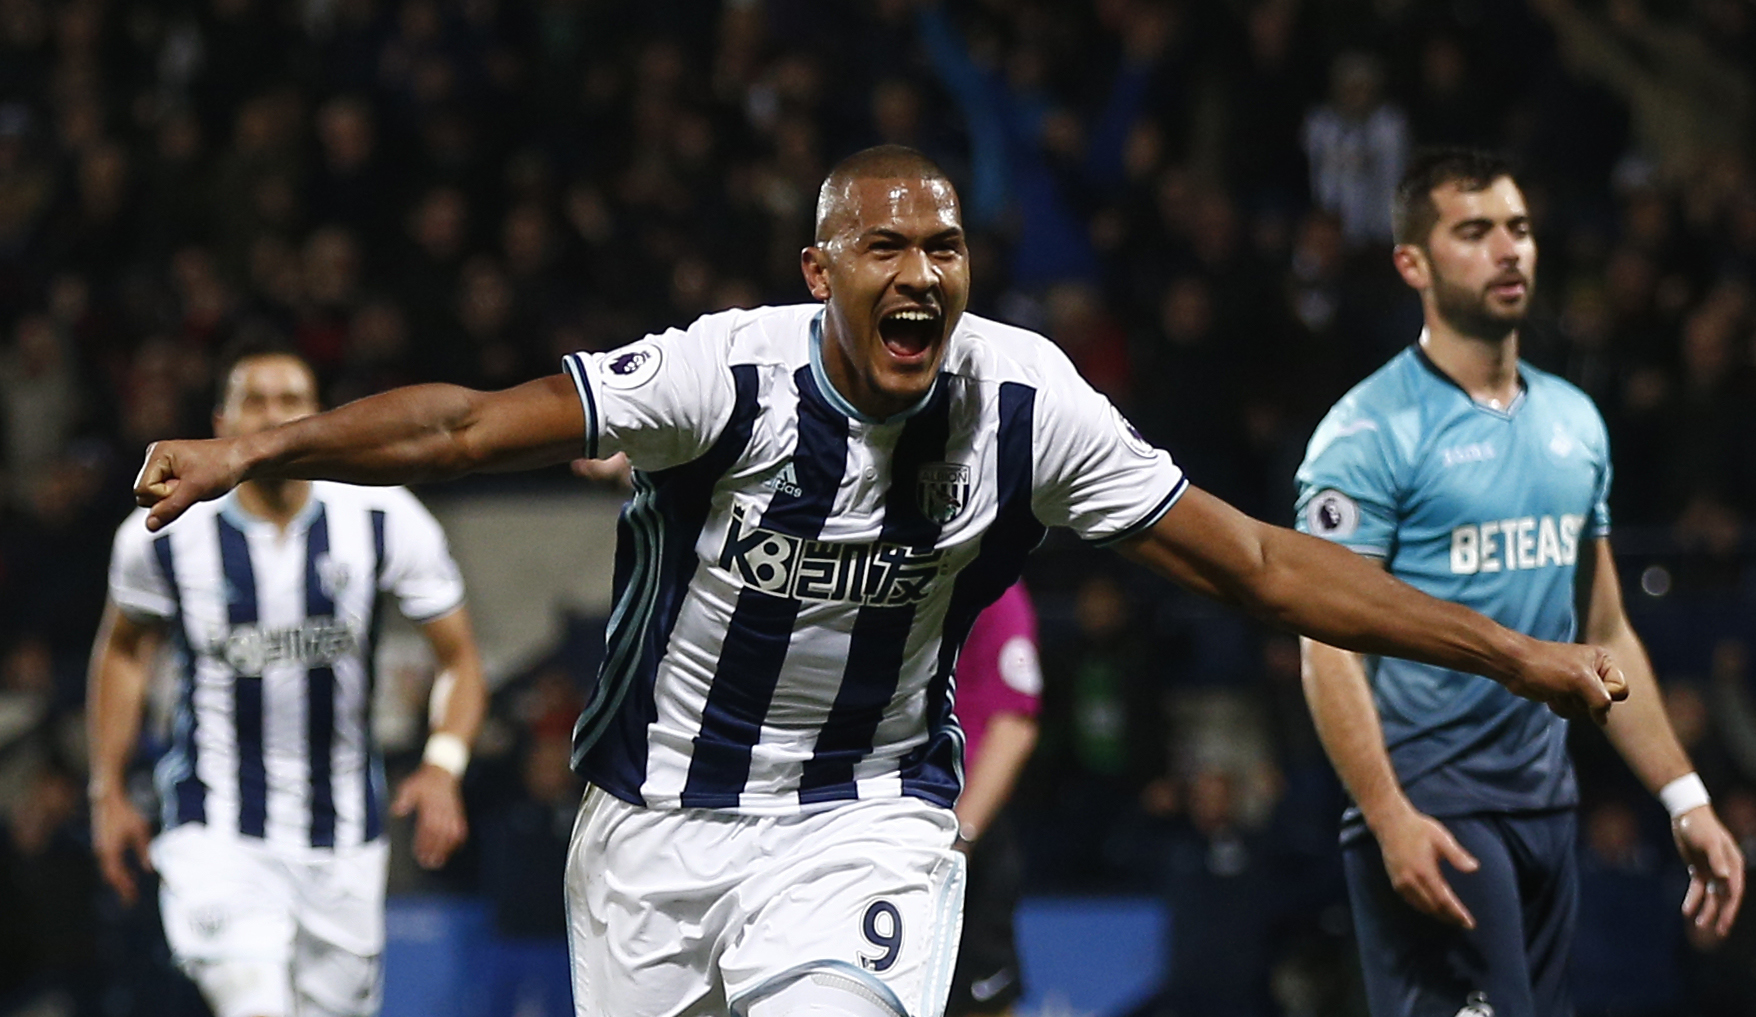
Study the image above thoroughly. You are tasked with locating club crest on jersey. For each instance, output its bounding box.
[917,463,971,524]
[601,343,662,390]
[315,554,350,600]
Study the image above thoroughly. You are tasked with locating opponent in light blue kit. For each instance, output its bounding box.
[129,146,1629,1017]
[1298,347,1608,820]
[1297,149,1744,1017]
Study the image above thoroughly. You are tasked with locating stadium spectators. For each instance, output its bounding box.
[0,0,1753,1012]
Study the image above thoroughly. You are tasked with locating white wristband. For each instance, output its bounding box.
[1659,773,1710,819]
[422,732,470,778]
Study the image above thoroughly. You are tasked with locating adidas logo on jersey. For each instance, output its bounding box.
[762,462,804,498]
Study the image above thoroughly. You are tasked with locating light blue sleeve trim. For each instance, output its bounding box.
[562,353,600,459]
[1087,475,1190,548]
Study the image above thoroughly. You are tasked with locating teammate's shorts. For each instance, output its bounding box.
[152,823,388,1017]
[1344,809,1577,1017]
[565,785,967,1017]
[946,816,1025,1015]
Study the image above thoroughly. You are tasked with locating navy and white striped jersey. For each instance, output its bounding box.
[108,483,465,852]
[561,304,1186,814]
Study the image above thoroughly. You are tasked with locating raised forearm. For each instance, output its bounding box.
[138,375,586,530]
[1126,490,1533,685]
[242,384,497,485]
[1249,525,1532,682]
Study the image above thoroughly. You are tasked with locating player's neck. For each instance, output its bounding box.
[235,478,313,531]
[1419,325,1521,409]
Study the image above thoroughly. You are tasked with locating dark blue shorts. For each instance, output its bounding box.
[1343,809,1578,1017]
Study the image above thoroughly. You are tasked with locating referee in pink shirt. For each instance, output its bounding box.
[947,581,1043,1017]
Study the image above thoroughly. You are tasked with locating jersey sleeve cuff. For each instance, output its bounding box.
[111,589,175,623]
[1086,475,1189,548]
[562,353,601,460]
[403,597,467,628]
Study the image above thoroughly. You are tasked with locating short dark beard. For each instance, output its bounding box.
[1430,261,1529,342]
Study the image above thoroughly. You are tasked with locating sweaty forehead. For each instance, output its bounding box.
[821,175,960,242]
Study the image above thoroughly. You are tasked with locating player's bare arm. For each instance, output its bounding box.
[136,375,587,531]
[954,711,1037,850]
[1302,636,1480,929]
[1578,538,1745,939]
[86,599,162,906]
[1119,485,1628,719]
[392,605,487,871]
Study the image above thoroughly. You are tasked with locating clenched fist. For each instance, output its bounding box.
[134,438,253,531]
[1503,641,1629,724]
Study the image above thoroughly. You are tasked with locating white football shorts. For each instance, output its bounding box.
[152,823,388,1017]
[565,786,967,1017]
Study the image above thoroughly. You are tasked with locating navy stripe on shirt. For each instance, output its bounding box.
[574,365,762,803]
[216,515,268,838]
[799,377,955,802]
[904,381,1044,807]
[365,509,387,841]
[154,535,206,827]
[677,368,847,808]
[304,507,337,848]
[679,589,802,808]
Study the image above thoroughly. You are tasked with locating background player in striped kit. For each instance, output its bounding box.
[127,146,1627,1017]
[945,580,1040,1017]
[88,347,486,1017]
[1297,148,1745,1017]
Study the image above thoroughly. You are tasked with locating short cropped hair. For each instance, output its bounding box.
[213,336,313,412]
[814,145,956,244]
[1392,147,1519,248]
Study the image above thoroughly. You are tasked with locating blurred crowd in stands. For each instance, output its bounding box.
[2,0,1756,1013]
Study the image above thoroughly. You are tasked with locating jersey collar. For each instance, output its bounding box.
[1411,333,1527,418]
[808,309,939,426]
[219,485,323,534]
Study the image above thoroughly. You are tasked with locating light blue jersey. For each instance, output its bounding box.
[1295,343,1612,819]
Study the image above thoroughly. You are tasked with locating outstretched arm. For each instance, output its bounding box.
[136,375,586,530]
[1118,486,1627,717]
[1580,538,1745,940]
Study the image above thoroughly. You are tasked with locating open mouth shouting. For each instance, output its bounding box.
[878,305,944,364]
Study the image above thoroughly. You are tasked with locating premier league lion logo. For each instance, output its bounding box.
[608,350,649,376]
[917,463,971,525]
[600,343,663,390]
